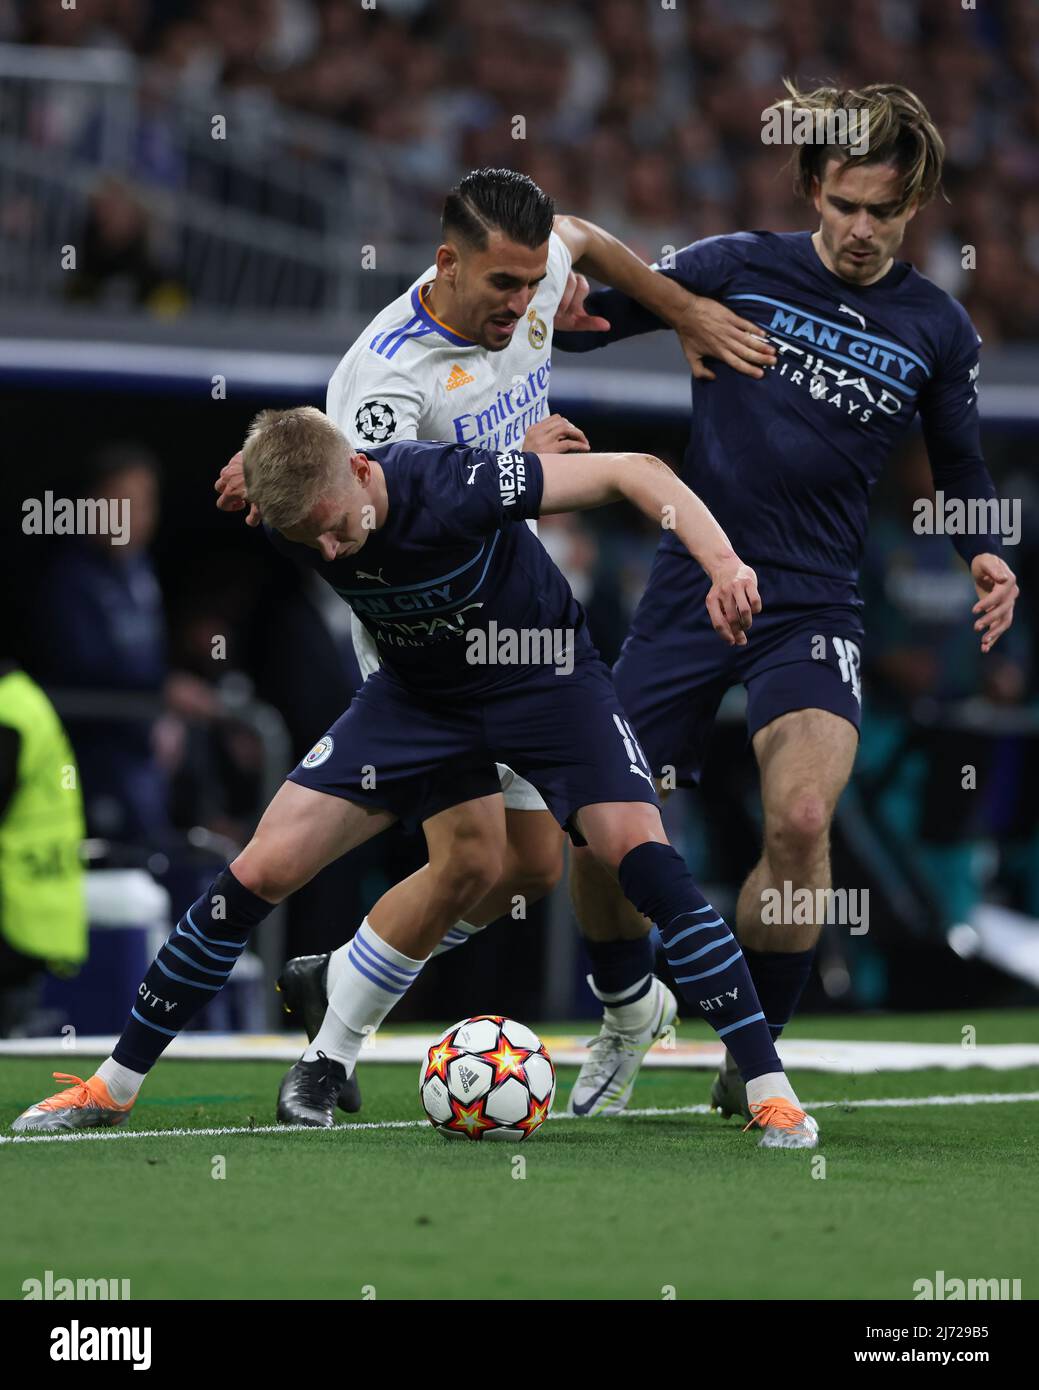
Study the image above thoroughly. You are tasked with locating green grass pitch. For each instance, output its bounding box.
[3,1010,1037,1301]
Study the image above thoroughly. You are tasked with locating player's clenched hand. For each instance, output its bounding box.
[675,295,777,382]
[706,560,761,646]
[552,271,611,333]
[971,553,1018,653]
[214,451,262,526]
[523,413,590,453]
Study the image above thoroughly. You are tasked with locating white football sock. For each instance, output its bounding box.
[96,1056,146,1106]
[431,919,485,957]
[304,918,427,1071]
[587,972,659,1034]
[325,941,349,996]
[746,1071,800,1109]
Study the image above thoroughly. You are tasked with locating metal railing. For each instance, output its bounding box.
[0,43,444,317]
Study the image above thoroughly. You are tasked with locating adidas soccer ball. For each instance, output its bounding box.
[420,1015,555,1141]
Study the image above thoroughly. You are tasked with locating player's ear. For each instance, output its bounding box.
[435,242,460,284]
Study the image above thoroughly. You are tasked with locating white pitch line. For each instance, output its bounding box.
[3,1091,1038,1145]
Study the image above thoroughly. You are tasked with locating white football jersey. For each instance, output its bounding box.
[327,230,572,694]
[326,230,572,455]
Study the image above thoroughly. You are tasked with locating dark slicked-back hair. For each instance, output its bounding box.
[442,168,555,252]
[769,80,946,213]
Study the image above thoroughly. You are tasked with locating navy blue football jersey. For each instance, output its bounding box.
[556,231,1000,606]
[266,440,596,696]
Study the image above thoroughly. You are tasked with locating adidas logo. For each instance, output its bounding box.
[458,1065,480,1092]
[445,363,474,391]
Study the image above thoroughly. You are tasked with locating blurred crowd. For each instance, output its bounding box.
[3,0,1039,339]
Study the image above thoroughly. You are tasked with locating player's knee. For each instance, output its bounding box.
[432,838,504,914]
[584,807,667,874]
[503,835,564,905]
[230,843,299,905]
[766,793,830,866]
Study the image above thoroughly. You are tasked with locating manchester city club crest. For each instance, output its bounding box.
[527,309,546,349]
[302,736,334,769]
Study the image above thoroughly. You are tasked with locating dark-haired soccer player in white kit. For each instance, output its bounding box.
[15,405,821,1147]
[211,169,772,1116]
[554,83,1019,1119]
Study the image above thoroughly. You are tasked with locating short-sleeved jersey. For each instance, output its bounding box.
[265,441,597,698]
[326,231,572,454]
[556,230,998,607]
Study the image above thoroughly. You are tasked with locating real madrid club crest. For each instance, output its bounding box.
[527,309,546,350]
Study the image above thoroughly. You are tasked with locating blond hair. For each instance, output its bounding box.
[769,80,946,213]
[241,406,348,531]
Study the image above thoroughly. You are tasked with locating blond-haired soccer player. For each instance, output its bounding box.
[16,407,819,1147]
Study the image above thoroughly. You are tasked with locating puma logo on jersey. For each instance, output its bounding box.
[356,568,390,586]
[466,462,486,485]
[837,303,866,329]
[445,363,475,391]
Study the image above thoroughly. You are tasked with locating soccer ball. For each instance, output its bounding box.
[419,1015,555,1142]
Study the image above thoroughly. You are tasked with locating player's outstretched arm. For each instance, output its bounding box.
[537,451,760,646]
[552,215,775,381]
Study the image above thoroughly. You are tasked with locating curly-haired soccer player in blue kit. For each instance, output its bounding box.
[554,81,1020,1120]
[14,406,819,1149]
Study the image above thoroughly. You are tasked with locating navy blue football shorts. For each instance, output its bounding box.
[613,549,865,787]
[287,658,659,843]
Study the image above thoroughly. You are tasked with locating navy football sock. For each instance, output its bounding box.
[618,842,781,1083]
[583,935,655,1005]
[743,946,816,1042]
[113,869,273,1073]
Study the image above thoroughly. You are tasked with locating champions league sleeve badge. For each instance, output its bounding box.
[355,400,397,443]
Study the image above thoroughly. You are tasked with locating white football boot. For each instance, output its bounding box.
[566,977,678,1117]
[745,1098,819,1149]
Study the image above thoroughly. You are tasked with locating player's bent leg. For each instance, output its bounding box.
[281,797,531,1115]
[742,708,857,950]
[277,795,507,1127]
[370,794,507,956]
[452,807,564,938]
[431,774,563,954]
[233,780,397,905]
[575,802,818,1147]
[565,845,672,1117]
[712,709,858,1121]
[13,783,393,1134]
